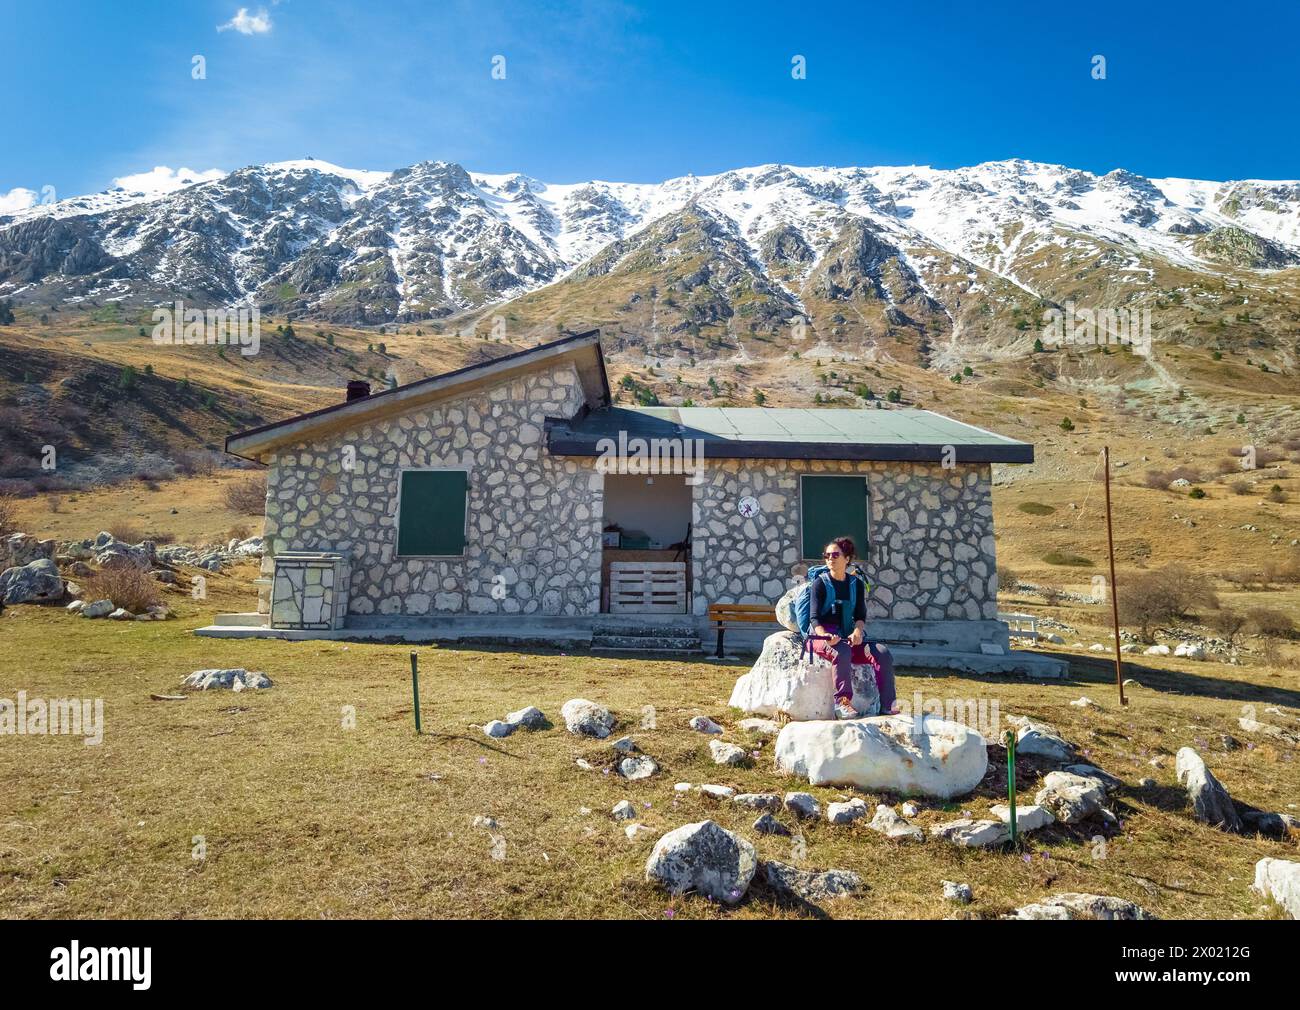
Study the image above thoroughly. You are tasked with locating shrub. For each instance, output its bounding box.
[1230,481,1251,496]
[1039,584,1064,606]
[1266,485,1289,504]
[82,566,160,614]
[996,564,1018,591]
[222,477,267,515]
[1208,609,1247,646]
[1017,502,1055,516]
[1189,487,1206,499]
[1119,563,1219,640]
[1247,607,1294,639]
[1042,551,1092,567]
[107,521,148,544]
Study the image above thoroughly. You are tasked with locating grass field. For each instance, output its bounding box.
[1,563,1297,920]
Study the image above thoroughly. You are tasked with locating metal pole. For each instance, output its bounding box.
[410,651,422,734]
[1006,730,1018,845]
[1102,447,1128,706]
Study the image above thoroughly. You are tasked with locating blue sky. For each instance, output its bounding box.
[4,0,1299,203]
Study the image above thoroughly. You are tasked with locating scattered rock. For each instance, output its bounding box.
[943,880,973,904]
[728,631,879,720]
[1012,717,1074,763]
[618,755,658,781]
[505,706,546,730]
[1070,696,1097,708]
[483,720,514,739]
[1005,893,1156,920]
[737,717,782,737]
[1062,763,1122,792]
[612,800,636,821]
[930,818,1010,848]
[561,698,615,739]
[1144,644,1171,656]
[65,599,85,614]
[1138,777,1157,788]
[1034,772,1106,824]
[611,735,639,754]
[776,715,988,799]
[709,740,748,766]
[625,823,652,840]
[826,798,870,825]
[1120,643,1142,654]
[1238,715,1299,745]
[644,820,757,905]
[182,668,273,691]
[698,784,735,799]
[901,801,920,818]
[3,533,55,568]
[783,792,820,820]
[761,861,864,902]
[752,813,790,836]
[689,715,723,734]
[0,558,64,604]
[673,782,692,792]
[1241,810,1300,838]
[990,803,1055,832]
[868,804,925,842]
[108,607,133,620]
[1175,747,1242,832]
[1252,858,1300,919]
[80,599,113,618]
[733,793,781,811]
[1174,642,1207,660]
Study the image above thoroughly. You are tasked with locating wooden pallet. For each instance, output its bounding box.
[609,561,687,614]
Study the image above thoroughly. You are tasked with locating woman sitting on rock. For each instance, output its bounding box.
[808,536,898,720]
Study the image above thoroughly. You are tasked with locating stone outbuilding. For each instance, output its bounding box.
[203,330,1058,674]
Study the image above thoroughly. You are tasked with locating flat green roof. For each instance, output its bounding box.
[548,406,1033,464]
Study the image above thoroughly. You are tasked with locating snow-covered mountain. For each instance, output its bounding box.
[2,157,1298,340]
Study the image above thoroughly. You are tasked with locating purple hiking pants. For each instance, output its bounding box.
[809,637,896,711]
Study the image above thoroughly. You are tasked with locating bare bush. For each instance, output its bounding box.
[82,566,160,614]
[1119,563,1218,640]
[996,564,1018,592]
[1247,607,1294,639]
[1229,480,1251,496]
[1208,609,1247,646]
[107,521,148,544]
[223,477,267,515]
[1040,584,1064,607]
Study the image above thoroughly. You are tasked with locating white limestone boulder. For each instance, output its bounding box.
[561,698,615,739]
[183,668,273,691]
[775,715,988,799]
[644,820,757,905]
[1252,858,1300,919]
[1034,771,1106,824]
[774,586,800,633]
[728,631,878,722]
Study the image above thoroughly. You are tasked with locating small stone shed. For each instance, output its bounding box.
[207,330,1054,673]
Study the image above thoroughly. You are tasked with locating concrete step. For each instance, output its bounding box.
[886,645,1069,678]
[592,633,702,652]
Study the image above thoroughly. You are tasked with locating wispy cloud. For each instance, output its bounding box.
[0,187,39,214]
[218,7,273,35]
[113,166,226,195]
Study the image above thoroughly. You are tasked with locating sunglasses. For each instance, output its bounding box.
[822,550,843,558]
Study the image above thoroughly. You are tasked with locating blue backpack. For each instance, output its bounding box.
[794,565,868,638]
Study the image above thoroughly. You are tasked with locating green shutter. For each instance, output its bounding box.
[800,475,869,560]
[397,470,468,556]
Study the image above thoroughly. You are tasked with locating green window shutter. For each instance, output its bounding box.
[800,475,870,560]
[397,470,468,556]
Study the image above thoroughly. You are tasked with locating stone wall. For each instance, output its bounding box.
[261,363,605,618]
[690,459,998,622]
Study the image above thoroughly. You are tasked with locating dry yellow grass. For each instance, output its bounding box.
[1,565,1297,920]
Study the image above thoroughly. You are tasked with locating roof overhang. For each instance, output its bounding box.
[226,329,610,463]
[546,406,1034,465]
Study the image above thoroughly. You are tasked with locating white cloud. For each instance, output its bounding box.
[112,166,226,196]
[218,7,273,35]
[0,187,39,214]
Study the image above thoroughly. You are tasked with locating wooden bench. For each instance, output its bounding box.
[708,603,781,657]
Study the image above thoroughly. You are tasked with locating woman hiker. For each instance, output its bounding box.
[807,536,899,720]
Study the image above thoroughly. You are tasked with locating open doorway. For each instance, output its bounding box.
[600,473,692,614]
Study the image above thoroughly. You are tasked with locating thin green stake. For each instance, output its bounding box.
[410,651,422,735]
[1005,729,1018,844]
